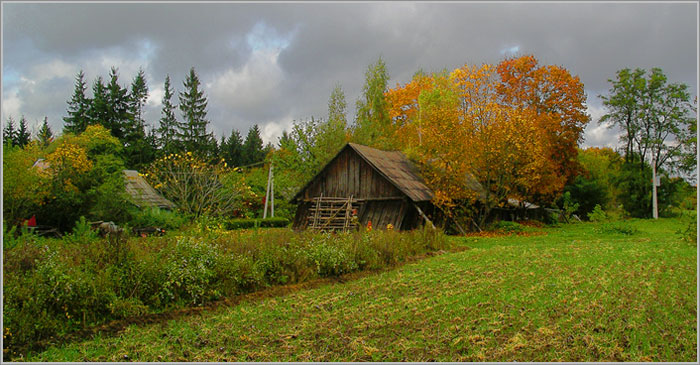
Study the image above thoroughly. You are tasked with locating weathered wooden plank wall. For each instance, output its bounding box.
[301,148,402,200]
[292,146,431,231]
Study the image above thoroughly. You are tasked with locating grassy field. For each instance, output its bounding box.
[26,218,697,362]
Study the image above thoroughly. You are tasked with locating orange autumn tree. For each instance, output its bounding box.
[496,55,590,194]
[386,56,589,226]
[386,71,434,148]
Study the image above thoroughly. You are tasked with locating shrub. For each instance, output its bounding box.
[587,204,608,222]
[129,207,188,230]
[595,222,639,235]
[2,227,449,359]
[564,175,610,218]
[306,234,358,276]
[679,210,697,244]
[144,153,252,218]
[62,216,99,244]
[491,220,524,233]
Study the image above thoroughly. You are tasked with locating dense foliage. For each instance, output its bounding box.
[3,227,447,359]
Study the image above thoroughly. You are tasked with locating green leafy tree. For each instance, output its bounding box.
[63,70,91,134]
[2,142,49,226]
[37,117,54,147]
[242,124,265,165]
[600,67,696,173]
[178,67,214,156]
[37,125,130,231]
[600,67,696,217]
[318,83,349,163]
[352,57,392,148]
[4,116,17,146]
[15,116,31,148]
[158,74,180,156]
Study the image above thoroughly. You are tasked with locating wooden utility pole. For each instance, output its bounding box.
[652,156,659,219]
[263,163,274,218]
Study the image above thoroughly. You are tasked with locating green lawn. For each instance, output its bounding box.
[27,218,697,362]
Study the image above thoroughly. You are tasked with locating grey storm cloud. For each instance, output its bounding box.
[2,2,697,147]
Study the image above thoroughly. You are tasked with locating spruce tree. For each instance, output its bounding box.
[158,74,180,156]
[124,68,149,167]
[63,70,91,134]
[178,67,213,156]
[221,129,244,166]
[16,116,31,148]
[38,116,54,147]
[129,68,148,126]
[242,124,265,165]
[87,77,110,131]
[104,67,132,140]
[3,116,17,146]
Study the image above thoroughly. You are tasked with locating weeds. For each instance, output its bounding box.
[2,225,447,359]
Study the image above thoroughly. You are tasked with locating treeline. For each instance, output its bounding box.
[4,66,272,171]
[275,56,696,227]
[3,56,696,233]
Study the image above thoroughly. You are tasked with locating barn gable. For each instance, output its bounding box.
[291,143,434,231]
[292,143,433,203]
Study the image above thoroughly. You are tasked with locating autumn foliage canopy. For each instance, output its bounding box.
[385,56,590,222]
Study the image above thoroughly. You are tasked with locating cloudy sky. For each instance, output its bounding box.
[2,1,697,148]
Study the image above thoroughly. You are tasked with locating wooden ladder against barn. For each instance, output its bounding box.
[308,195,358,232]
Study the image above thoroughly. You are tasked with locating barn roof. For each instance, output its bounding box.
[123,170,176,210]
[348,143,434,202]
[292,143,434,203]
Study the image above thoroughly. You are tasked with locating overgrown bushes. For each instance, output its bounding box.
[2,226,447,359]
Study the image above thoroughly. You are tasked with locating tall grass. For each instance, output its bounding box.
[2,226,447,359]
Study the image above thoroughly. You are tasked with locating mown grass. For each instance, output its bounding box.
[26,218,697,362]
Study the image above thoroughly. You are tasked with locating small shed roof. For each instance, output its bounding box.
[123,170,176,210]
[292,143,434,203]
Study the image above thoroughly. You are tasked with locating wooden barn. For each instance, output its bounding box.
[291,143,435,232]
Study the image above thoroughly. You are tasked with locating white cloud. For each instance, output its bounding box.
[2,91,22,122]
[28,59,75,82]
[206,23,295,121]
[260,117,295,146]
[207,48,284,112]
[147,85,164,108]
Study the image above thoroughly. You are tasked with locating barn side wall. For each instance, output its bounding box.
[293,147,431,231]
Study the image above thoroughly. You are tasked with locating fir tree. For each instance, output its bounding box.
[3,116,17,146]
[16,116,31,148]
[221,129,244,166]
[63,70,91,134]
[87,76,110,131]
[104,67,132,140]
[129,68,149,126]
[158,74,180,156]
[38,117,54,147]
[124,68,149,167]
[178,67,214,156]
[242,124,265,165]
